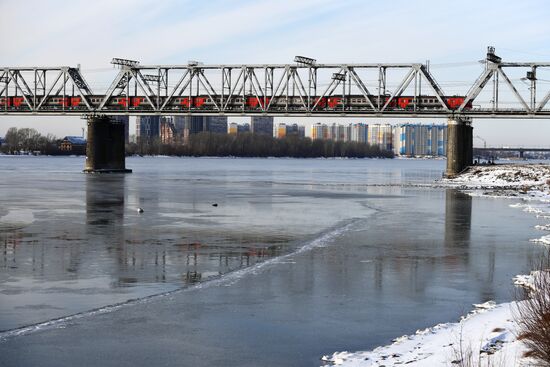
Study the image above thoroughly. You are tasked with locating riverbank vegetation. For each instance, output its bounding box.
[1,127,394,158]
[0,127,60,155]
[126,132,394,158]
[516,252,550,365]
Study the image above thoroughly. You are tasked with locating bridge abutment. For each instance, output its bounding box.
[446,117,472,177]
[84,116,131,173]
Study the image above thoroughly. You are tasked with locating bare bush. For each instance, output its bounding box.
[515,251,550,365]
[450,324,508,367]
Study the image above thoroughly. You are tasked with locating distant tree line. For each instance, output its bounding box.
[0,127,61,155]
[126,132,394,158]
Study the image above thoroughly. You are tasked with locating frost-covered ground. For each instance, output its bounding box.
[322,164,550,367]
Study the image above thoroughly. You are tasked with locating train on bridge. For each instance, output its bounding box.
[0,95,473,112]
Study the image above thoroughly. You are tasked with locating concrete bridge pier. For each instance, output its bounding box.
[446,117,473,177]
[84,115,132,173]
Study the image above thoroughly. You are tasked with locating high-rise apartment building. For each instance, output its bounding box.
[393,124,447,156]
[140,115,228,144]
[178,116,228,141]
[334,124,350,142]
[251,116,274,136]
[368,124,393,151]
[205,116,228,134]
[350,123,368,143]
[238,123,250,133]
[276,123,306,139]
[287,124,305,138]
[136,116,160,143]
[229,123,251,134]
[160,117,173,144]
[312,123,329,140]
[312,123,360,142]
[276,123,287,138]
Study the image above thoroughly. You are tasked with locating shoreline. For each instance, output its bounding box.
[322,163,550,366]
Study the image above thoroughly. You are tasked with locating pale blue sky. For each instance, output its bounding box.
[1,0,550,146]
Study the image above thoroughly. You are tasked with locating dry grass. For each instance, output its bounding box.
[515,251,550,366]
[450,325,507,367]
[451,343,507,367]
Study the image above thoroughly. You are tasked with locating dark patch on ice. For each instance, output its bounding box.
[14,304,64,311]
[0,289,25,295]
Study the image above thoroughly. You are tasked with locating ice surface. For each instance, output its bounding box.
[323,164,550,366]
[0,219,358,341]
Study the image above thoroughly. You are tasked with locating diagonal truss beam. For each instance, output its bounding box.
[418,65,450,111]
[537,90,550,112]
[346,67,377,111]
[457,68,494,112]
[7,70,33,109]
[2,51,550,117]
[498,67,531,112]
[381,68,416,111]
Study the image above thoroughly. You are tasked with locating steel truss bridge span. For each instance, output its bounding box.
[2,48,550,118]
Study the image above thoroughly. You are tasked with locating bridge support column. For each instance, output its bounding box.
[84,115,131,173]
[446,117,472,177]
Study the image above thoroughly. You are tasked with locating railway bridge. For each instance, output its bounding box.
[474,147,550,159]
[2,47,549,175]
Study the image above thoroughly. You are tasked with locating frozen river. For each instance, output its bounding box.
[0,157,545,366]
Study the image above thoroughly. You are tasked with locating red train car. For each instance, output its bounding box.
[384,96,397,108]
[114,97,143,108]
[0,97,25,107]
[313,97,327,108]
[397,97,413,109]
[53,97,81,107]
[446,97,472,110]
[194,97,206,108]
[327,97,341,108]
[180,97,207,108]
[246,97,270,108]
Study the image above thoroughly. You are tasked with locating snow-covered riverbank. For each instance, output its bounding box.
[441,163,550,194]
[322,164,550,367]
[322,301,527,366]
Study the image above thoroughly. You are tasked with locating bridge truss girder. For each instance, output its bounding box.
[2,48,550,117]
